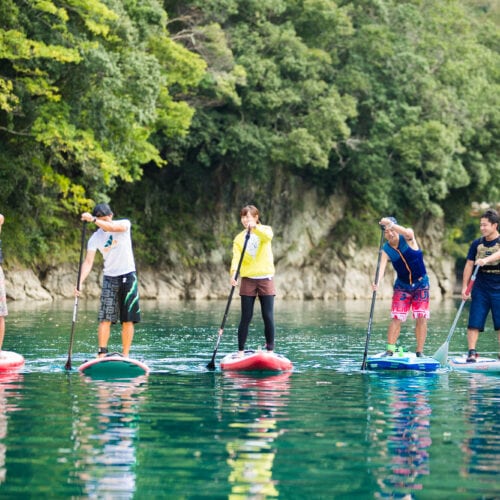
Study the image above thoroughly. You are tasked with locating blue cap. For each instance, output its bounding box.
[387,217,397,225]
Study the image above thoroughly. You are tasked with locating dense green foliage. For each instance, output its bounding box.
[0,0,205,264]
[1,0,498,268]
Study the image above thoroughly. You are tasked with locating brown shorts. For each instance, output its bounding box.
[240,277,276,297]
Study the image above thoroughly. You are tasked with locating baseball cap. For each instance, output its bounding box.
[92,203,113,217]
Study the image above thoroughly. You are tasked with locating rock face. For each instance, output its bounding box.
[3,188,457,302]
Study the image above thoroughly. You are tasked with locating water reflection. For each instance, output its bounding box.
[71,376,148,498]
[368,375,434,499]
[222,372,291,499]
[0,372,23,485]
[461,375,499,483]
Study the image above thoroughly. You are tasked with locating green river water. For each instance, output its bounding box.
[0,298,498,499]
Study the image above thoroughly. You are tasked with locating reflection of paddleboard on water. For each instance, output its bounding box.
[72,376,148,498]
[448,355,500,373]
[0,351,24,373]
[220,350,293,372]
[78,353,149,378]
[368,375,433,498]
[0,371,24,487]
[366,351,439,372]
[222,364,291,499]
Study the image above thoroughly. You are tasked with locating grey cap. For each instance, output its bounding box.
[92,203,113,217]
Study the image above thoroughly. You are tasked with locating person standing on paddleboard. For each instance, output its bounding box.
[230,205,276,357]
[372,217,430,357]
[462,208,500,362]
[76,203,141,358]
[0,214,8,354]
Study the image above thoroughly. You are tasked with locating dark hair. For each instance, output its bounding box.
[240,205,259,219]
[92,203,113,217]
[481,209,499,225]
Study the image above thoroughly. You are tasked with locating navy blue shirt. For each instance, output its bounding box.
[466,237,500,291]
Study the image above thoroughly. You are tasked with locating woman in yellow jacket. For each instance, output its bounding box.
[230,205,276,356]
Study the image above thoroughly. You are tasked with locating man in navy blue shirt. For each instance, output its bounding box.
[462,209,500,362]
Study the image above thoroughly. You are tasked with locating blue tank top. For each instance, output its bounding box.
[383,235,427,285]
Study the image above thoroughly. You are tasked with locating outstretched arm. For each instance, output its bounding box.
[372,251,389,290]
[461,259,474,300]
[75,250,97,295]
[476,249,500,267]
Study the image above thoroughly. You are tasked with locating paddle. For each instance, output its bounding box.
[433,264,480,366]
[207,228,251,370]
[65,221,87,371]
[361,226,385,370]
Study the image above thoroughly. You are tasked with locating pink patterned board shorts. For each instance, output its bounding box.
[391,285,429,321]
[0,266,8,317]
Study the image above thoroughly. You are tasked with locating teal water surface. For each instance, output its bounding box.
[0,299,498,499]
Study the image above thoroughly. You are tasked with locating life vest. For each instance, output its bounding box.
[383,235,427,285]
[476,237,500,274]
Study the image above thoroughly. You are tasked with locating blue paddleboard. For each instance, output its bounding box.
[366,351,439,371]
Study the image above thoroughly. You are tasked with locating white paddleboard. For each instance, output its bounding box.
[0,351,25,372]
[78,353,149,378]
[448,355,500,373]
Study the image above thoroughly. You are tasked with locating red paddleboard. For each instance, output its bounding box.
[78,353,149,378]
[448,355,500,373]
[0,351,25,372]
[220,350,293,372]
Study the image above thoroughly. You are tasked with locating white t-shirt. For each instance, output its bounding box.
[87,219,136,277]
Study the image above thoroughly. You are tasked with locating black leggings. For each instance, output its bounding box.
[238,295,275,351]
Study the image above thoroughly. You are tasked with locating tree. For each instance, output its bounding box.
[0,0,205,264]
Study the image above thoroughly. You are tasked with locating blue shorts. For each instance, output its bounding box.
[468,284,500,331]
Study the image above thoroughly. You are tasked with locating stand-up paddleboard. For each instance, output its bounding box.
[366,351,439,372]
[78,353,149,378]
[220,350,293,372]
[0,351,25,372]
[448,355,500,373]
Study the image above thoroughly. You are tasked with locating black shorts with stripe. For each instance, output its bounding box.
[98,272,141,324]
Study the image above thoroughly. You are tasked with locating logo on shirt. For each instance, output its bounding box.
[247,233,260,258]
[102,235,118,253]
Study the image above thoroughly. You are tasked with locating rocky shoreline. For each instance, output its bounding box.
[4,248,455,303]
[3,189,459,303]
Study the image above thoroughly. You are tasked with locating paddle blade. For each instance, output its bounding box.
[206,360,216,370]
[433,342,449,366]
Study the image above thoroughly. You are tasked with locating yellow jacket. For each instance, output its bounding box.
[230,224,275,278]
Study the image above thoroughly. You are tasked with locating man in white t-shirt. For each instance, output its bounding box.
[77,203,141,357]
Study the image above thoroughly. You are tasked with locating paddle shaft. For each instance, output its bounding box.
[65,221,87,370]
[361,227,385,370]
[444,264,479,345]
[207,229,251,370]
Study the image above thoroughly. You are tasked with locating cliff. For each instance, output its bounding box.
[3,187,456,303]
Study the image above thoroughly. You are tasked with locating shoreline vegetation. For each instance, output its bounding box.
[1,1,498,298]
